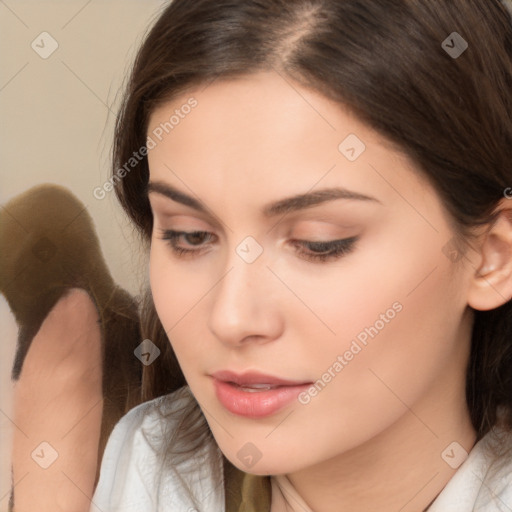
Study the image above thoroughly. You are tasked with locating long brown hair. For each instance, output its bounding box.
[112,0,512,483]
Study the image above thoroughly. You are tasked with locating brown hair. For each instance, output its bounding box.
[112,0,512,485]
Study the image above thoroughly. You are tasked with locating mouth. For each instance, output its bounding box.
[211,370,311,387]
[210,370,313,418]
[229,383,283,392]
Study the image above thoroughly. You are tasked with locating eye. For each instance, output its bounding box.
[157,229,216,257]
[291,236,358,263]
[156,229,358,262]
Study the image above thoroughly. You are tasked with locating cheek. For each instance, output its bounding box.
[300,241,466,421]
[149,246,177,326]
[149,245,202,325]
[285,223,465,401]
[148,245,214,371]
[320,223,464,357]
[251,263,466,471]
[149,246,193,354]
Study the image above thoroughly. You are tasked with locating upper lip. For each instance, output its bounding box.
[211,370,312,387]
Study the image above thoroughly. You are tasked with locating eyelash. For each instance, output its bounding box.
[157,229,358,263]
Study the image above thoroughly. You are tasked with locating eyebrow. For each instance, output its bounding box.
[147,181,380,217]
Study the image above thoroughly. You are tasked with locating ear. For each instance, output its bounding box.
[467,200,512,311]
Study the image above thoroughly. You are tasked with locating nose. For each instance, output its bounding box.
[207,256,284,348]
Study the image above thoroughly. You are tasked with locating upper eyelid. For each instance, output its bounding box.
[147,188,227,230]
[149,198,369,240]
[155,214,362,237]
[150,208,218,230]
[161,229,356,247]
[153,213,227,235]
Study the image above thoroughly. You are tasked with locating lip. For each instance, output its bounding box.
[211,370,311,387]
[211,370,312,418]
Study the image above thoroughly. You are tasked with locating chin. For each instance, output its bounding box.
[228,457,292,476]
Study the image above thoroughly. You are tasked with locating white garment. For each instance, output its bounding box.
[90,388,512,512]
[89,388,225,512]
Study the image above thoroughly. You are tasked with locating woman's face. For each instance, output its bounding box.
[147,71,476,475]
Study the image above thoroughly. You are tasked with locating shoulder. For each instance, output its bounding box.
[429,423,512,511]
[90,387,225,512]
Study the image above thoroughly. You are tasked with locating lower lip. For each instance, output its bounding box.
[213,379,311,418]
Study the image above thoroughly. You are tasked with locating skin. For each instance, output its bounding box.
[146,70,512,511]
[11,289,102,512]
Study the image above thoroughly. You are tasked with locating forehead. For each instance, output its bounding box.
[147,70,381,164]
[145,70,432,216]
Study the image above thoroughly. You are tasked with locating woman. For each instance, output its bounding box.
[90,0,512,510]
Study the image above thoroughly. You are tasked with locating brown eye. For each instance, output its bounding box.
[158,229,216,257]
[184,231,210,245]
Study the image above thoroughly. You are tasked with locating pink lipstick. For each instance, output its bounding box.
[211,370,312,418]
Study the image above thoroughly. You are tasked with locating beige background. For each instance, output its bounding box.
[0,1,167,509]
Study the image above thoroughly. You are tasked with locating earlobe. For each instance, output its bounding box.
[467,204,512,311]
